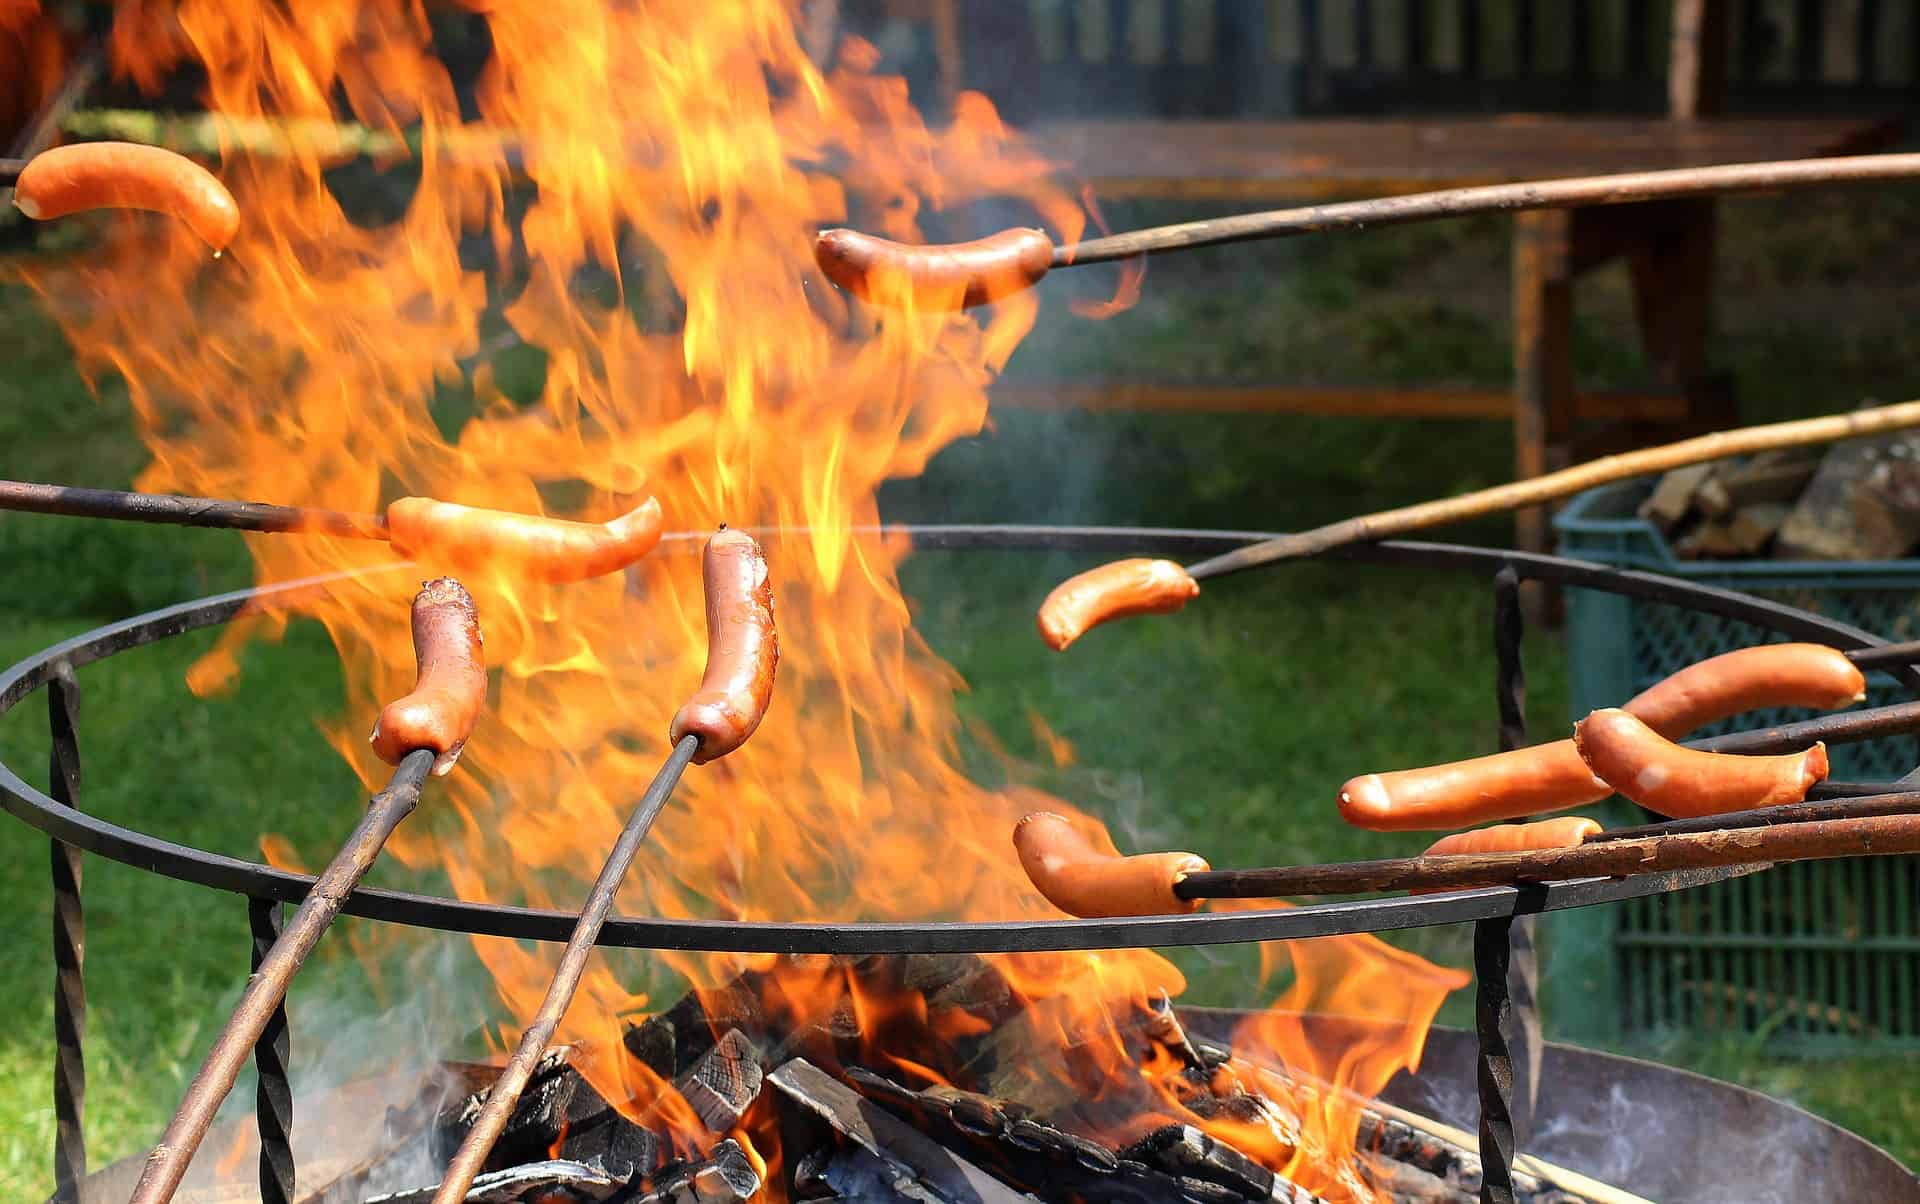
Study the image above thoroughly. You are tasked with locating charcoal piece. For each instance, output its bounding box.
[624,978,770,1077]
[1357,1153,1475,1203]
[677,1028,766,1132]
[1121,1125,1278,1199]
[625,1014,678,1078]
[630,1138,762,1204]
[366,1159,620,1203]
[842,1067,1285,1204]
[571,1115,663,1181]
[432,1048,578,1171]
[769,1058,1039,1203]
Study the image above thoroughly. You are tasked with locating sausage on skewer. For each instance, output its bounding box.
[1339,644,1863,830]
[670,527,777,764]
[385,496,663,584]
[1422,816,1601,856]
[1574,707,1828,817]
[1038,558,1200,652]
[1013,811,1209,918]
[814,227,1054,310]
[12,142,240,250]
[370,577,487,776]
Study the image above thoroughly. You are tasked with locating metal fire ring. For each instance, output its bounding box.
[2,524,1905,955]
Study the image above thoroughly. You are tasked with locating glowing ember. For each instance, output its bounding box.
[12,3,1465,1198]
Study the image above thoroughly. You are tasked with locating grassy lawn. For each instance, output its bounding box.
[4,184,1920,1197]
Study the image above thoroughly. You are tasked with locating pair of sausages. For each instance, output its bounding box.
[370,529,778,775]
[12,142,240,251]
[1410,710,1828,863]
[385,496,665,585]
[1340,643,1862,830]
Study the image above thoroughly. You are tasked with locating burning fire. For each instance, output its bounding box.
[14,2,1465,1197]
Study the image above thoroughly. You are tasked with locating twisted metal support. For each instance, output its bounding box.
[47,662,85,1202]
[1491,567,1542,1145]
[250,898,294,1204]
[1474,916,1518,1204]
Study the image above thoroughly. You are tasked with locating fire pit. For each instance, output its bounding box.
[5,526,1917,1203]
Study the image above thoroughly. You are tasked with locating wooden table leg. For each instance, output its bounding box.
[1627,197,1730,431]
[1512,209,1576,560]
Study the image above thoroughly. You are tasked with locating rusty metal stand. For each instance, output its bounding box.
[251,897,294,1204]
[1475,915,1519,1204]
[1492,567,1543,1143]
[48,662,85,1203]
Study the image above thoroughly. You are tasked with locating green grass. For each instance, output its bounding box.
[5,183,1920,1197]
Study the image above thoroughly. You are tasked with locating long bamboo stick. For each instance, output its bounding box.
[1185,397,1920,580]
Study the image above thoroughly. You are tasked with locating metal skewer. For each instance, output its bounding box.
[1,157,24,187]
[127,748,436,1204]
[0,478,386,538]
[1174,806,1920,900]
[430,733,700,1202]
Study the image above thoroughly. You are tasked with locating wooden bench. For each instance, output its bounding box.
[867,0,1905,553]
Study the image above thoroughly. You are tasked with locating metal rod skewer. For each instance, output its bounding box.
[1590,791,1920,843]
[1175,808,1920,900]
[1,157,24,187]
[0,479,387,539]
[431,733,701,1204]
[1052,154,1920,268]
[127,749,436,1204]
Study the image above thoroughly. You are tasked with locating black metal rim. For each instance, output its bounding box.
[0,525,1900,953]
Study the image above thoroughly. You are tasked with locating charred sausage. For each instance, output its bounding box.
[1339,642,1865,831]
[814,227,1054,310]
[1037,558,1200,651]
[12,142,240,251]
[1422,816,1601,857]
[1013,811,1208,918]
[1573,707,1828,818]
[385,496,663,584]
[669,528,777,764]
[370,577,487,776]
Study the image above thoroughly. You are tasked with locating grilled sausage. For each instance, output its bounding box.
[370,578,486,776]
[1623,643,1865,736]
[12,142,240,251]
[1422,816,1601,857]
[814,227,1053,310]
[1013,811,1208,918]
[386,496,663,584]
[1037,559,1200,651]
[1573,707,1828,818]
[669,528,777,764]
[1339,642,1865,831]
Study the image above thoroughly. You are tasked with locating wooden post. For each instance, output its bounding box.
[1511,209,1576,563]
[1669,0,1730,119]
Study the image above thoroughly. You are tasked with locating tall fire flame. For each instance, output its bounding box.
[14,3,1465,1198]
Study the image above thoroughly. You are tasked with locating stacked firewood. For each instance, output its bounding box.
[1639,425,1920,560]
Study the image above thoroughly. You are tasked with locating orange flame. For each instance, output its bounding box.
[14,2,1463,1196]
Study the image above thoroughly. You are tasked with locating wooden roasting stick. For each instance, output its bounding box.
[1038,396,1920,649]
[816,154,1920,310]
[431,527,777,1204]
[129,578,486,1204]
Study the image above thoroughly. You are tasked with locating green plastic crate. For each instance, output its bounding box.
[1546,478,1920,1054]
